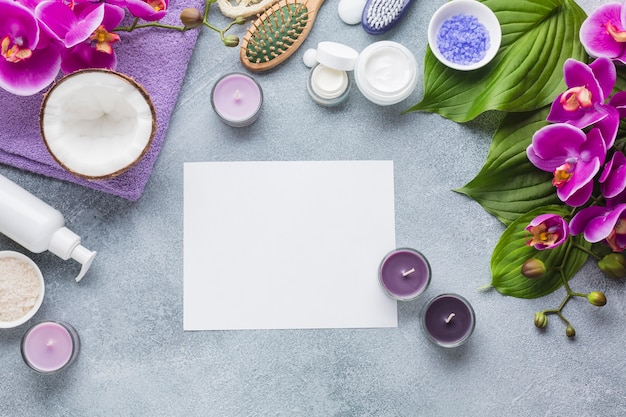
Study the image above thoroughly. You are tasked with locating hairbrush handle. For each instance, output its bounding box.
[240,0,326,72]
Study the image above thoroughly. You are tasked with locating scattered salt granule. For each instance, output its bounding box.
[437,13,490,66]
[0,257,42,322]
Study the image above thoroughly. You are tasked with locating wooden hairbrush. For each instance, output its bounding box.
[240,0,326,72]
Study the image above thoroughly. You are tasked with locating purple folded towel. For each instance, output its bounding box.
[0,1,203,201]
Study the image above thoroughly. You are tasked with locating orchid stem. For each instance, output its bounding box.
[570,242,602,260]
[538,248,580,329]
[115,22,190,32]
[114,0,240,42]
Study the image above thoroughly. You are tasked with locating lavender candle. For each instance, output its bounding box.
[378,248,431,300]
[422,294,475,348]
[211,73,263,127]
[21,321,80,374]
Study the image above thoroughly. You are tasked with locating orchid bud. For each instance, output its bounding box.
[566,324,576,338]
[522,258,546,279]
[598,253,626,279]
[587,291,607,307]
[234,16,247,25]
[223,35,240,47]
[534,312,548,329]
[180,8,203,29]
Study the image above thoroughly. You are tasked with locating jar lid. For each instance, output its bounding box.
[315,41,359,72]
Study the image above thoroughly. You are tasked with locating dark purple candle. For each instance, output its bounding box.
[422,294,475,348]
[378,248,431,300]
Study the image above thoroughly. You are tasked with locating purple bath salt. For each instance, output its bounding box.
[437,13,490,66]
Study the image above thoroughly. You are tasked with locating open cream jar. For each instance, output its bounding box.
[307,42,359,107]
[354,41,418,106]
[306,41,418,107]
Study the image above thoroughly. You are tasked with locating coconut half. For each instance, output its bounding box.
[40,69,157,180]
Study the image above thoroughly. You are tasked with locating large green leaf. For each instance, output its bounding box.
[456,108,560,225]
[406,0,587,122]
[491,206,590,298]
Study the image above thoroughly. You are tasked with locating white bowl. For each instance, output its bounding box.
[0,251,45,329]
[428,0,501,71]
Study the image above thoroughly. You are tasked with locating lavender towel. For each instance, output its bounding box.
[0,0,203,201]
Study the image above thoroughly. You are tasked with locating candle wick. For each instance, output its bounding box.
[234,90,241,100]
[402,268,415,277]
[46,340,54,348]
[444,313,456,324]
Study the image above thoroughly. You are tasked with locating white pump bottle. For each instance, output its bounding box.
[0,173,96,282]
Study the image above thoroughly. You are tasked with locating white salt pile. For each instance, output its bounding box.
[0,256,42,323]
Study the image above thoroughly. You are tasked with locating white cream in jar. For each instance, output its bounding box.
[354,41,418,106]
[307,42,359,107]
[306,41,418,107]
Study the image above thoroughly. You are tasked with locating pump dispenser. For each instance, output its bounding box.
[0,174,96,282]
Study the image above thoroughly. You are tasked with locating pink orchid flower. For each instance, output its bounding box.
[526,214,569,250]
[0,0,61,96]
[125,0,168,22]
[580,1,626,63]
[527,124,607,207]
[547,58,619,149]
[60,2,125,74]
[570,204,626,251]
[35,1,106,49]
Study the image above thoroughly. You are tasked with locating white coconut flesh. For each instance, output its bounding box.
[41,70,156,179]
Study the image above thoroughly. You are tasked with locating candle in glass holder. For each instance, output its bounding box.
[21,321,80,373]
[378,248,431,300]
[422,293,475,348]
[211,73,263,127]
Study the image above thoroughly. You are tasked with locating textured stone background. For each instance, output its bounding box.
[2,0,624,416]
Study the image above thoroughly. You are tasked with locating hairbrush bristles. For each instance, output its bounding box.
[241,0,326,72]
[362,0,413,35]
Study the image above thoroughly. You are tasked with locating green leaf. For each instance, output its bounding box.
[406,0,587,122]
[491,206,590,298]
[456,107,560,225]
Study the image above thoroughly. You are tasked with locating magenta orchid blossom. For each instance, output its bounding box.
[0,0,241,96]
[0,0,181,96]
[527,124,607,207]
[60,2,125,74]
[35,1,106,49]
[0,0,61,96]
[570,204,626,251]
[526,214,570,250]
[580,1,626,64]
[125,0,168,22]
[600,151,626,199]
[547,58,620,148]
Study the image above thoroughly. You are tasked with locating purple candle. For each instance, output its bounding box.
[211,73,263,127]
[422,294,475,348]
[378,248,431,300]
[21,321,80,373]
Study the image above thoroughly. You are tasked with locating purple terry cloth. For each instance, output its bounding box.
[0,0,204,201]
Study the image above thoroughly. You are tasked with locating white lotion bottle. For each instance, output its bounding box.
[0,174,96,282]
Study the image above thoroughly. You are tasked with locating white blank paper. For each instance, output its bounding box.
[183,161,397,330]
